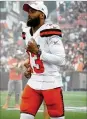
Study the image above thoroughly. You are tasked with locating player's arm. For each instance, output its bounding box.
[27,35,65,66]
[26,25,65,66]
[40,35,65,66]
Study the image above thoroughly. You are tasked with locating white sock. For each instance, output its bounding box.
[51,116,65,119]
[20,113,34,119]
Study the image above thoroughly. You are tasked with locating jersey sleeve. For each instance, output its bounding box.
[40,35,65,66]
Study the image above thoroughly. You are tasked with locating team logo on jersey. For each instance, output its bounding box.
[54,41,59,45]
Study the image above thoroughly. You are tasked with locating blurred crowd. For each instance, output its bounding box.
[0,22,26,72]
[58,1,87,24]
[58,1,87,72]
[0,1,87,73]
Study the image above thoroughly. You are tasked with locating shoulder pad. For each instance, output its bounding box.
[40,23,62,37]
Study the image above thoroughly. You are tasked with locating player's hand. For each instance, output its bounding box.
[26,39,39,55]
[23,61,32,79]
[24,67,32,79]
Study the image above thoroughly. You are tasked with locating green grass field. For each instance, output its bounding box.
[0,91,87,119]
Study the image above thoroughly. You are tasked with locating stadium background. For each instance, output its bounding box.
[0,1,87,119]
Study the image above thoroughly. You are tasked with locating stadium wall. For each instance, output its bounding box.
[0,71,87,91]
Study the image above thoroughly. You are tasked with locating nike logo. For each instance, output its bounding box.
[54,41,59,44]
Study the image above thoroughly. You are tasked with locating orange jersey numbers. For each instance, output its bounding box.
[31,54,44,73]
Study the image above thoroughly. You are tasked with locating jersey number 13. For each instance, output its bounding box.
[31,54,44,73]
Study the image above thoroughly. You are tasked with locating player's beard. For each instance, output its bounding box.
[27,16,40,27]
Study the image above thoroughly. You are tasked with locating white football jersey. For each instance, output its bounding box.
[23,22,65,90]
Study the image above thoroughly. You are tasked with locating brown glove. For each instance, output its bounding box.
[26,39,39,55]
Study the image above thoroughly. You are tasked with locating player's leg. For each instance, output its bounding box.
[20,85,43,119]
[2,80,14,109]
[43,87,65,119]
[43,101,50,119]
[14,80,22,108]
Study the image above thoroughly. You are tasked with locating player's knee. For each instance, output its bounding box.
[20,101,36,116]
[48,110,64,117]
[20,101,26,112]
[20,113,34,119]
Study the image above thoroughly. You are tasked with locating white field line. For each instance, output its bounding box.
[5,107,87,112]
[0,104,86,112]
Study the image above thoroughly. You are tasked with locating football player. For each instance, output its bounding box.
[20,2,65,119]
